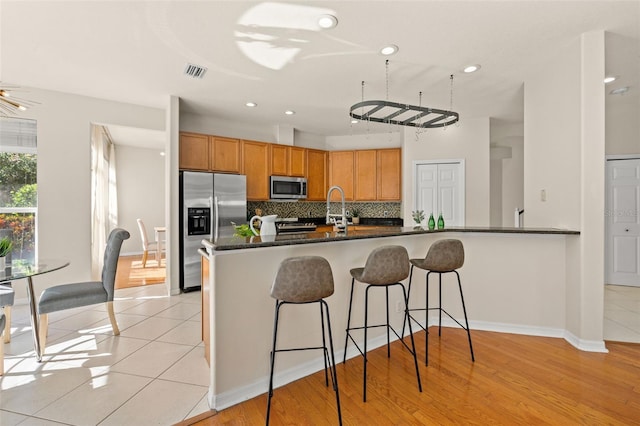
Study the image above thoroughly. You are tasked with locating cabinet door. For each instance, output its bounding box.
[211,136,241,173]
[242,140,270,200]
[290,147,306,177]
[329,151,354,201]
[270,144,289,176]
[201,255,210,366]
[179,133,210,171]
[306,149,327,201]
[377,148,401,201]
[355,150,377,200]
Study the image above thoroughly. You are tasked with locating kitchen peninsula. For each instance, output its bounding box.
[200,225,583,411]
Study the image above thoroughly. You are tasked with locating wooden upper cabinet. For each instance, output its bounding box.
[270,144,289,176]
[377,148,401,201]
[306,149,327,201]
[242,140,270,200]
[329,151,354,201]
[211,136,241,173]
[355,150,377,201]
[270,145,306,177]
[290,147,306,177]
[179,132,210,171]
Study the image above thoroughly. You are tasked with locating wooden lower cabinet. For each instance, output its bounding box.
[242,140,270,200]
[201,254,210,366]
[306,149,328,201]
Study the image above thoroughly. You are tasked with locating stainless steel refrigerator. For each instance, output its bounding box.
[179,171,247,291]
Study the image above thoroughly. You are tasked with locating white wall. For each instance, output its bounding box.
[115,145,165,255]
[325,131,402,150]
[13,87,164,300]
[606,95,640,155]
[402,118,491,226]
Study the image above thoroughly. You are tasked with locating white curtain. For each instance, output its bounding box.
[90,125,118,279]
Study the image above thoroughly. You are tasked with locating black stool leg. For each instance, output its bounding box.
[425,271,432,366]
[363,284,372,402]
[438,272,443,336]
[400,283,423,393]
[266,300,282,426]
[320,303,329,386]
[343,278,355,364]
[385,286,391,357]
[455,271,475,362]
[321,300,343,425]
[402,265,415,338]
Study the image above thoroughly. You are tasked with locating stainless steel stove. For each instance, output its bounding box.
[276,222,317,234]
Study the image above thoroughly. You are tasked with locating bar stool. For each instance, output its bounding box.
[266,256,342,426]
[405,238,475,365]
[343,245,422,402]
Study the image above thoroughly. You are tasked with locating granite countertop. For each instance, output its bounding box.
[203,226,579,252]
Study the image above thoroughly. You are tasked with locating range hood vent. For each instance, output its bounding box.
[184,63,207,79]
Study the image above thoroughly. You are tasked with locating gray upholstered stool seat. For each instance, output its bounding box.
[266,256,342,425]
[406,238,474,365]
[343,245,422,402]
[0,282,14,344]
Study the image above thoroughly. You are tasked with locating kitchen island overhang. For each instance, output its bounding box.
[201,226,589,410]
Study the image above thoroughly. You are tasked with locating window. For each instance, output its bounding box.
[0,117,37,265]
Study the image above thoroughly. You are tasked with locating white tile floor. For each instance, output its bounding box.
[1,284,210,426]
[604,284,640,343]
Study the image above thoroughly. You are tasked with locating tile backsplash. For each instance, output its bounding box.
[247,201,401,220]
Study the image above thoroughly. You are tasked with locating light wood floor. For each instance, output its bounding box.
[185,328,640,425]
[115,255,166,289]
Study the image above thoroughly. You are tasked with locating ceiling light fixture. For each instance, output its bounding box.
[0,85,37,116]
[349,60,459,129]
[609,86,630,95]
[380,45,399,56]
[245,102,257,107]
[317,14,338,29]
[463,64,481,73]
[603,76,616,84]
[285,110,295,115]
[351,119,358,124]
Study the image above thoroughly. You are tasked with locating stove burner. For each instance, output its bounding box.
[276,222,317,233]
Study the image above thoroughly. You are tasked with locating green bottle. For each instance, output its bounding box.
[428,213,435,230]
[437,213,445,229]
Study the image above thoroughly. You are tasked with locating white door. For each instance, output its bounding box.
[414,161,465,226]
[606,158,640,286]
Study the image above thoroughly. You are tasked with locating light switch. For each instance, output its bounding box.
[540,189,547,202]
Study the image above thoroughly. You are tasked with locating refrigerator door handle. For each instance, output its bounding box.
[212,196,219,241]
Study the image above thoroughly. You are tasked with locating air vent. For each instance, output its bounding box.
[184,63,207,79]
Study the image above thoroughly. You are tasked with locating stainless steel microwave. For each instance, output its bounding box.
[270,176,307,200]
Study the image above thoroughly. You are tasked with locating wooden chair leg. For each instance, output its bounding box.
[3,306,10,344]
[142,250,148,268]
[0,329,4,375]
[107,301,120,335]
[39,313,48,355]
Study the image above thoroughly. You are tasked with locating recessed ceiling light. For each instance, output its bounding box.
[604,76,616,84]
[609,86,630,95]
[285,110,295,115]
[318,14,338,29]
[351,119,358,124]
[380,45,399,56]
[463,64,481,73]
[160,152,166,156]
[245,102,257,107]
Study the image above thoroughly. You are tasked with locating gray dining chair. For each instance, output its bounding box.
[0,282,13,343]
[38,228,130,356]
[0,311,5,375]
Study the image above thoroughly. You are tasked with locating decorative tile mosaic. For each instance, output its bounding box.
[247,201,401,221]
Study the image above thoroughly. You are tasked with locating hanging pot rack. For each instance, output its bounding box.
[349,99,458,128]
[349,60,459,129]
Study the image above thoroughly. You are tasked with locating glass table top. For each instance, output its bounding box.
[0,259,70,281]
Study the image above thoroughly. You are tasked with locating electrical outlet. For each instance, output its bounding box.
[395,300,401,313]
[384,211,389,217]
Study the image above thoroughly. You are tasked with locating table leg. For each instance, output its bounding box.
[26,276,43,362]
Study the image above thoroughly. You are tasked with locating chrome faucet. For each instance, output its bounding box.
[326,185,347,231]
